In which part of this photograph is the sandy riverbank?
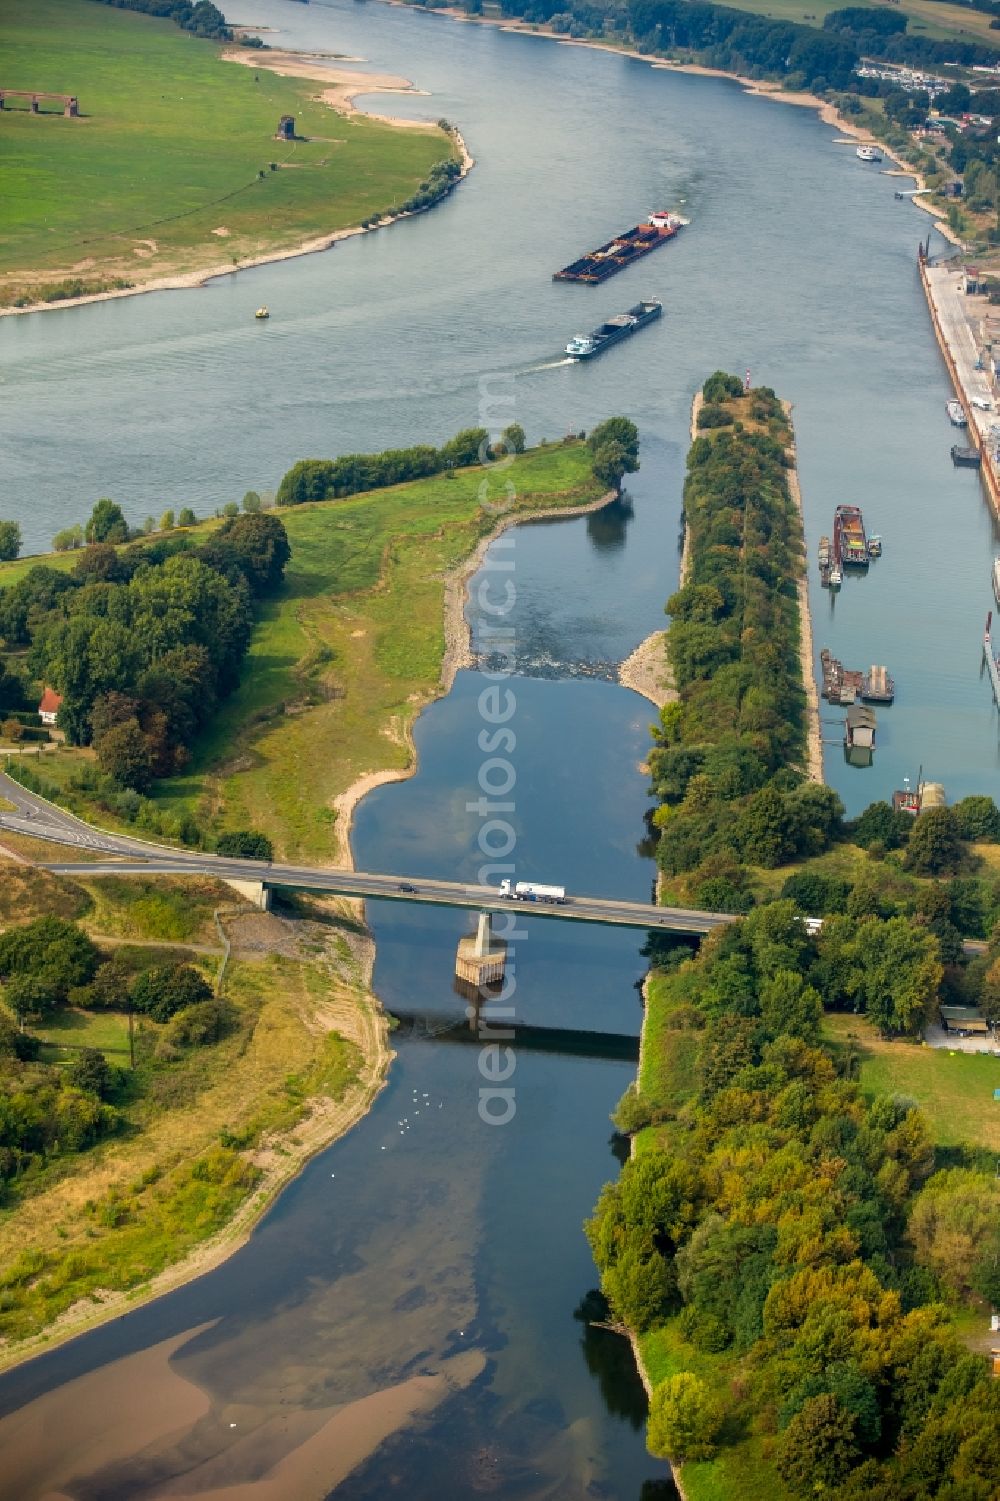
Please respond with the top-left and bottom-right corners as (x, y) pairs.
(783, 404), (825, 783)
(0, 45), (473, 319)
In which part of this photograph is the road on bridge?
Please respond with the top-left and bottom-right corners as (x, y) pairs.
(0, 772), (731, 937)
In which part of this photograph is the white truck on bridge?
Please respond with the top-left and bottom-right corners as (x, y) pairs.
(498, 879), (566, 904)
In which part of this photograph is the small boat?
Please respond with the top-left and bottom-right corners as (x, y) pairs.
(867, 534), (882, 558)
(818, 535), (831, 568)
(992, 558), (1000, 607)
(946, 399), (967, 427)
(856, 144), (882, 162)
(254, 306), (270, 320)
(952, 444), (981, 467)
(829, 565), (842, 590)
(861, 665), (895, 703)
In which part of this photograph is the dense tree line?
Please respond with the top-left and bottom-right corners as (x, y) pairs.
(0, 511), (290, 791)
(276, 422), (624, 505)
(590, 903), (1000, 1495)
(277, 423), (538, 505)
(482, 0), (1000, 86)
(88, 0), (233, 40)
(647, 376), (836, 911)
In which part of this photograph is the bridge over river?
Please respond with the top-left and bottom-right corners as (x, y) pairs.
(0, 772), (730, 939)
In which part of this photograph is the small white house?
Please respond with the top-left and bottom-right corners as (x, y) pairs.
(38, 688), (63, 726)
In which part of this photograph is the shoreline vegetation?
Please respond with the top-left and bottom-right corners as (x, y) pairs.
(0, 0), (469, 316)
(0, 436), (615, 1370)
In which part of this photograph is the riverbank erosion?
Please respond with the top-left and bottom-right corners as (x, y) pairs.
(0, 0), (466, 314)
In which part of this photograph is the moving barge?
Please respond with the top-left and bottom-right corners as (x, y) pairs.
(834, 504), (869, 569)
(565, 300), (662, 359)
(554, 212), (688, 284)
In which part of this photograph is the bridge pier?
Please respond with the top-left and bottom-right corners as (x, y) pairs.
(455, 911), (506, 988)
(224, 878), (272, 912)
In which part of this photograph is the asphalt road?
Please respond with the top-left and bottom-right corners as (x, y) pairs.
(0, 772), (731, 936)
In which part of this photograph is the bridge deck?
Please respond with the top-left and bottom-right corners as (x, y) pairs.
(0, 773), (731, 937)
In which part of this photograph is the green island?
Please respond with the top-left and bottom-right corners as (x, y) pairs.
(587, 377), (1000, 1500)
(0, 427), (618, 1363)
(1, 0), (460, 308)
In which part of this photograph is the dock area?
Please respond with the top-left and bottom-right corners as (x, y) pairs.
(920, 258), (1000, 518)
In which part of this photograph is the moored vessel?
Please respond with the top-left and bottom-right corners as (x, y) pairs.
(952, 444), (980, 467)
(861, 665), (894, 703)
(554, 213), (688, 284)
(946, 399), (967, 427)
(992, 558), (1000, 607)
(856, 143), (882, 162)
(565, 300), (662, 359)
(834, 504), (869, 568)
(867, 533), (882, 558)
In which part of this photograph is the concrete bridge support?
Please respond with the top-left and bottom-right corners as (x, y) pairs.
(224, 878), (272, 912)
(455, 910), (507, 988)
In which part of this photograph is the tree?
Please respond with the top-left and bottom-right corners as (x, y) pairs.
(216, 829), (273, 860)
(69, 1048), (114, 1099)
(0, 917), (99, 1003)
(851, 800), (912, 851)
(591, 440), (633, 492)
(0, 520), (21, 562)
(602, 1242), (675, 1332)
(94, 718), (154, 791)
(131, 964), (212, 1023)
(953, 794), (1000, 842)
(201, 513), (290, 597)
(853, 916), (942, 1036)
(222, 501), (239, 519)
(702, 370), (744, 402)
(52, 524), (84, 552)
(776, 1394), (860, 1494)
(588, 416), (639, 469)
(759, 969), (822, 1041)
(159, 509), (176, 531)
(499, 422), (525, 455)
(178, 507), (197, 527)
(909, 1168), (1000, 1297)
(647, 1373), (723, 1462)
(4, 973), (61, 1020)
(242, 490), (262, 512)
(439, 427), (489, 468)
(905, 806), (964, 876)
(85, 498), (128, 545)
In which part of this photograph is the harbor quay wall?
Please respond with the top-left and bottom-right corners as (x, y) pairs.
(918, 256), (1000, 522)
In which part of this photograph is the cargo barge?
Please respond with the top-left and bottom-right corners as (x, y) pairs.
(565, 300), (662, 359)
(554, 212), (688, 284)
(834, 504), (869, 569)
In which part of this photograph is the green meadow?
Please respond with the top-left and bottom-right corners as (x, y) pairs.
(0, 0), (455, 296)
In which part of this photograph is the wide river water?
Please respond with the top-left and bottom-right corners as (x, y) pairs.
(1, 0), (1000, 1494)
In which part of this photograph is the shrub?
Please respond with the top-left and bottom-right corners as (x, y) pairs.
(216, 830), (274, 861)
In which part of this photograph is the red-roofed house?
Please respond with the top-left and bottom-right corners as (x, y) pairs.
(38, 688), (63, 726)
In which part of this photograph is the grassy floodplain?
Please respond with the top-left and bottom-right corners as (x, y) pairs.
(0, 0), (457, 303)
(0, 442), (603, 861)
(693, 0), (1000, 45)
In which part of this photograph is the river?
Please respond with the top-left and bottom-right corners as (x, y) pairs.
(0, 0), (998, 1493)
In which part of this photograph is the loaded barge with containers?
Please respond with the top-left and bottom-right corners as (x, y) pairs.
(834, 504), (869, 569)
(565, 300), (662, 359)
(554, 212), (688, 284)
